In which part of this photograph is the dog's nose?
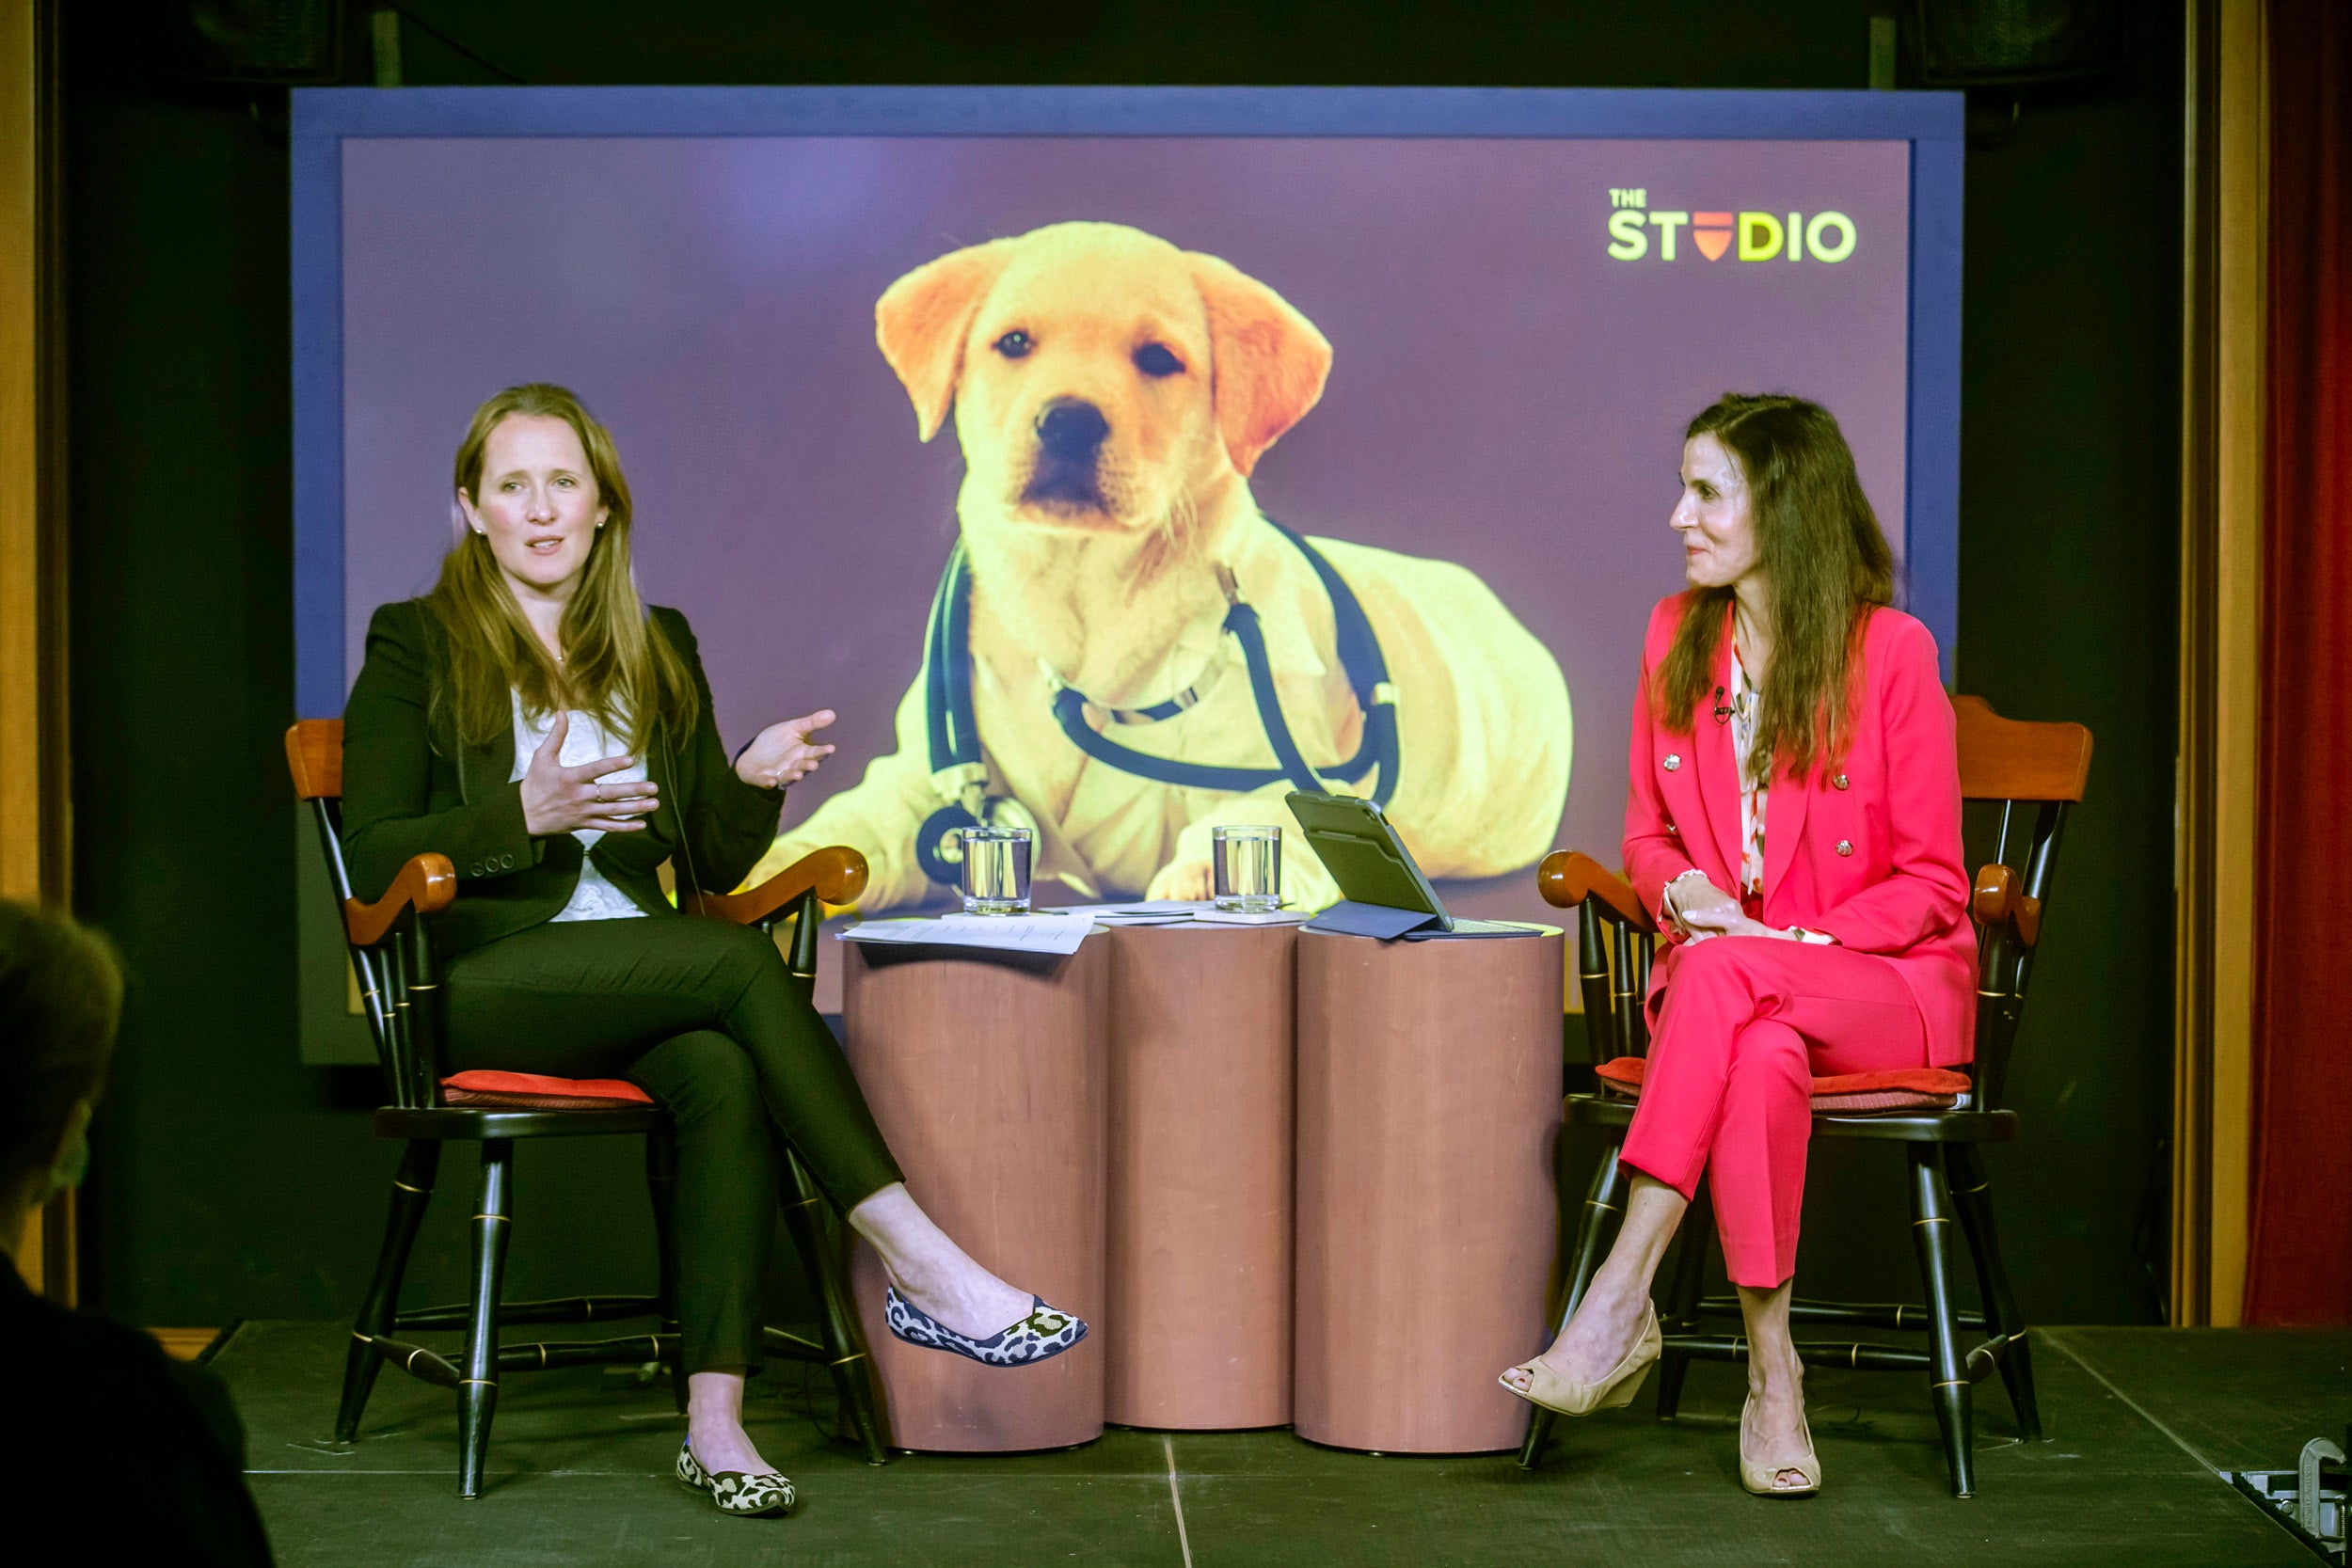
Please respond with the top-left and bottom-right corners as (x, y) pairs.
(1035, 399), (1109, 462)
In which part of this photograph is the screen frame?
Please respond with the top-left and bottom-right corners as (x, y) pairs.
(289, 85), (1965, 717)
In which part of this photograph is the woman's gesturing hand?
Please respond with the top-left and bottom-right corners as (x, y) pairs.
(736, 709), (837, 790)
(519, 711), (660, 835)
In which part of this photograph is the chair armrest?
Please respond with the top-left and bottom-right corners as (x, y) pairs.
(1535, 851), (1653, 930)
(345, 853), (456, 947)
(680, 847), (870, 927)
(1971, 863), (2042, 948)
(285, 720), (343, 800)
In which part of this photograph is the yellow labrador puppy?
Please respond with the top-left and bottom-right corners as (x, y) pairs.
(751, 221), (1570, 911)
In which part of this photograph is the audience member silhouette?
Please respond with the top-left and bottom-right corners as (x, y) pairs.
(0, 898), (275, 1563)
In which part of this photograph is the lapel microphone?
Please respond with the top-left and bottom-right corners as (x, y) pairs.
(1712, 684), (1733, 724)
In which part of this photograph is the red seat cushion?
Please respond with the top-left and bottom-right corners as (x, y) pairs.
(1593, 1055), (1973, 1115)
(440, 1069), (656, 1112)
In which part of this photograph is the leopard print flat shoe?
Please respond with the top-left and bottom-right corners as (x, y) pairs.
(884, 1287), (1089, 1368)
(676, 1438), (796, 1517)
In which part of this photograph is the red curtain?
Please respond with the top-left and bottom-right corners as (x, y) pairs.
(2248, 0), (2352, 1325)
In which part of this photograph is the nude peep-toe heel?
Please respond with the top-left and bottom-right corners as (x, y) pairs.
(1739, 1391), (1822, 1497)
(1498, 1304), (1662, 1418)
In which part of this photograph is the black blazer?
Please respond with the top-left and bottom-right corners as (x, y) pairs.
(341, 598), (786, 957)
(1, 1255), (276, 1563)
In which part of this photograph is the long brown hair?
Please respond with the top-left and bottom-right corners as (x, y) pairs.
(1653, 393), (1896, 781)
(424, 384), (697, 752)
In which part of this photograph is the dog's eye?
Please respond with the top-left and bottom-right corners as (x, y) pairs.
(1133, 343), (1184, 379)
(993, 331), (1032, 359)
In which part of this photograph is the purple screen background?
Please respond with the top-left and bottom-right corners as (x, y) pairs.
(341, 135), (1911, 922)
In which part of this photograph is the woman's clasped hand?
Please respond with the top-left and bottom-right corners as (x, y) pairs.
(1664, 872), (1783, 943)
(516, 710), (660, 836)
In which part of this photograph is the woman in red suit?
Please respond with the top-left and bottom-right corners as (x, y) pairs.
(1500, 394), (1974, 1497)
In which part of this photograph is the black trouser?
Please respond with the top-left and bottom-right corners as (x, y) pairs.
(443, 914), (904, 1374)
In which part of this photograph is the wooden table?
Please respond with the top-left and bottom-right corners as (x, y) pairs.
(1104, 924), (1296, 1430)
(841, 937), (1110, 1452)
(839, 919), (1561, 1454)
(1292, 926), (1565, 1453)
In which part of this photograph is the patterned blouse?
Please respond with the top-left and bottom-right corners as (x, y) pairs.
(1727, 641), (1768, 916)
(1662, 638), (1834, 944)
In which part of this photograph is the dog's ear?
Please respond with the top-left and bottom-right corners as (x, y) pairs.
(1188, 251), (1333, 478)
(875, 239), (1017, 442)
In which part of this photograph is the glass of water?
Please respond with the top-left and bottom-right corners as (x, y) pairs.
(1212, 825), (1282, 912)
(958, 825), (1033, 914)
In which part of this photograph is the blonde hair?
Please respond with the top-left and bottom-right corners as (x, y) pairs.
(1653, 394), (1896, 782)
(425, 384), (697, 752)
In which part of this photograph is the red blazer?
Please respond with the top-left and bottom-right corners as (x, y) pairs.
(1622, 595), (1978, 1067)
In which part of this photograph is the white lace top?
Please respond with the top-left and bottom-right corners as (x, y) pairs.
(509, 690), (650, 925)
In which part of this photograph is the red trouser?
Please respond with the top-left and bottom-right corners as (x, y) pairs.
(1618, 936), (1930, 1288)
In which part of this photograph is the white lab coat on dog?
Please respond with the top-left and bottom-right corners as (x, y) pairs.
(770, 512), (1571, 912)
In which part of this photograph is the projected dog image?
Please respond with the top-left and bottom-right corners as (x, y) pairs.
(753, 220), (1571, 911)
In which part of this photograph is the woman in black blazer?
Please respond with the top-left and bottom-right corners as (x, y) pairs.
(342, 384), (1083, 1518)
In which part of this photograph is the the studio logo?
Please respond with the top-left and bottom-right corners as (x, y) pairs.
(1605, 189), (1856, 263)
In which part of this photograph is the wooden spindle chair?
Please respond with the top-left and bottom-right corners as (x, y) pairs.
(286, 718), (891, 1498)
(1518, 695), (2092, 1497)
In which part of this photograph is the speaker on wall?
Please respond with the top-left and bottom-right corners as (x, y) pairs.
(1910, 0), (2126, 87)
(151, 0), (344, 84)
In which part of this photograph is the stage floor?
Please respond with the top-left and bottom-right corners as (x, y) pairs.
(215, 1320), (2344, 1566)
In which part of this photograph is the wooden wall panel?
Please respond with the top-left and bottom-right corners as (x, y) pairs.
(2173, 0), (2265, 1328)
(0, 1), (40, 902)
(0, 0), (71, 1299)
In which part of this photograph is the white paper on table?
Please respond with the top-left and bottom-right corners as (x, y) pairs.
(1191, 909), (1310, 926)
(835, 911), (1096, 956)
(833, 919), (935, 944)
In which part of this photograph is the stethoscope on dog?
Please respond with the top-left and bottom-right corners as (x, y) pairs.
(914, 519), (1402, 887)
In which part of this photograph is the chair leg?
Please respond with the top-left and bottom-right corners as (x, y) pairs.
(338, 1140), (441, 1442)
(1519, 1138), (1630, 1470)
(1653, 1180), (1711, 1421)
(1909, 1146), (1976, 1498)
(457, 1140), (514, 1500)
(644, 1125), (690, 1417)
(778, 1148), (890, 1465)
(1949, 1145), (2041, 1440)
